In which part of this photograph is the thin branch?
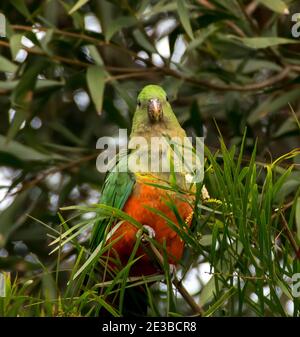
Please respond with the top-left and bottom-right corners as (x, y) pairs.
(10, 24), (148, 64)
(0, 40), (155, 73)
(162, 65), (293, 91)
(197, 0), (245, 37)
(246, 1), (258, 15)
(280, 212), (300, 260)
(12, 152), (98, 196)
(140, 233), (204, 316)
(0, 28), (298, 91)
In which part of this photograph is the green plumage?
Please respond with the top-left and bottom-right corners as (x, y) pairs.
(90, 154), (135, 250)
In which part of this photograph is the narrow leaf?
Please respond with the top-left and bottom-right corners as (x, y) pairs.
(86, 65), (105, 115)
(232, 36), (298, 49)
(177, 0), (194, 40)
(9, 34), (23, 60)
(0, 55), (18, 73)
(258, 0), (289, 15)
(10, 0), (31, 19)
(68, 0), (90, 15)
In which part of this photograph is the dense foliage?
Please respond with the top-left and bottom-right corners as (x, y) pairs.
(0, 0), (300, 316)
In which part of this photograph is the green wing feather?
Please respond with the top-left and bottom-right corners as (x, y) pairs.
(90, 154), (135, 250)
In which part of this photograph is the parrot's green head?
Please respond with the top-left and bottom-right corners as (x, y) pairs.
(131, 84), (183, 138)
(136, 84), (168, 123)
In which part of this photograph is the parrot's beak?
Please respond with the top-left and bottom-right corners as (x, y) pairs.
(147, 98), (163, 122)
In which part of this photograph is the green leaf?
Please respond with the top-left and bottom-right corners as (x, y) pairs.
(199, 277), (218, 307)
(187, 25), (218, 51)
(10, 0), (31, 19)
(258, 0), (289, 15)
(274, 117), (299, 138)
(296, 197), (300, 241)
(232, 36), (298, 49)
(133, 29), (156, 53)
(248, 88), (300, 124)
(0, 79), (63, 91)
(7, 60), (48, 141)
(0, 56), (18, 73)
(203, 287), (236, 317)
(39, 29), (54, 54)
(85, 45), (104, 66)
(213, 0), (244, 17)
(9, 34), (23, 60)
(177, 0), (194, 40)
(105, 16), (137, 41)
(0, 190), (37, 247)
(199, 234), (213, 246)
(86, 65), (105, 115)
(0, 134), (59, 161)
(6, 109), (28, 143)
(68, 0), (90, 15)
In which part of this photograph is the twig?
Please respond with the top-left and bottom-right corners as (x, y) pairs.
(207, 271), (268, 281)
(10, 24), (149, 65)
(12, 152), (98, 196)
(162, 65), (292, 91)
(0, 28), (298, 91)
(246, 1), (258, 15)
(280, 212), (300, 260)
(140, 233), (204, 316)
(197, 0), (245, 37)
(271, 200), (294, 220)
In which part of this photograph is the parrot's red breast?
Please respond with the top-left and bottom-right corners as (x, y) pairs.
(106, 180), (193, 276)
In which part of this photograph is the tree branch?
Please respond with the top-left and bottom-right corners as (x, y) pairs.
(140, 233), (204, 316)
(280, 212), (300, 260)
(0, 26), (299, 92)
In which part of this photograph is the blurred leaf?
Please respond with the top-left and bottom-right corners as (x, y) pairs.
(133, 29), (156, 53)
(0, 79), (63, 91)
(258, 0), (289, 14)
(177, 0), (194, 40)
(187, 25), (218, 51)
(0, 134), (60, 161)
(9, 34), (23, 60)
(0, 56), (18, 73)
(42, 271), (57, 302)
(204, 287), (236, 316)
(49, 122), (84, 146)
(199, 234), (212, 246)
(214, 0), (244, 17)
(199, 276), (217, 306)
(296, 197), (300, 241)
(68, 0), (90, 15)
(39, 29), (54, 54)
(111, 81), (136, 112)
(274, 117), (299, 138)
(231, 36), (299, 49)
(0, 190), (34, 247)
(6, 109), (28, 144)
(85, 45), (104, 66)
(86, 65), (105, 115)
(12, 60), (48, 106)
(248, 88), (300, 124)
(10, 0), (31, 19)
(105, 16), (137, 41)
(7, 59), (48, 141)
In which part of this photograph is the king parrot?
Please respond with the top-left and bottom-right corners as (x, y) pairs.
(91, 85), (200, 313)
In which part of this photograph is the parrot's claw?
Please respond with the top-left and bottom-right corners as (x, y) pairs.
(142, 225), (156, 239)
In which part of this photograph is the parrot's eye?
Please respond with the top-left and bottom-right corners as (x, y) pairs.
(137, 100), (141, 107)
(166, 96), (169, 102)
